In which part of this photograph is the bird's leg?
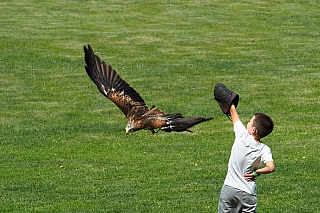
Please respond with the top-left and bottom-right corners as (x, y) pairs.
(185, 128), (193, 133)
(150, 129), (156, 134)
(153, 129), (161, 134)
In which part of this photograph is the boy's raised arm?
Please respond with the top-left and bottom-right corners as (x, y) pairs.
(230, 104), (240, 125)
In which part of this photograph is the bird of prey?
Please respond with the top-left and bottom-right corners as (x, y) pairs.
(84, 45), (212, 134)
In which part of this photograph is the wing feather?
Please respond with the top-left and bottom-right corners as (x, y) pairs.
(84, 45), (148, 118)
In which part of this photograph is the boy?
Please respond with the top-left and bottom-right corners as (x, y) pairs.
(218, 104), (275, 213)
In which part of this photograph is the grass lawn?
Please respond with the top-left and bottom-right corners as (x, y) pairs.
(1, 0), (319, 212)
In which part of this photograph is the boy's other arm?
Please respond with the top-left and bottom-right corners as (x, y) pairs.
(230, 104), (240, 125)
(244, 161), (275, 182)
(257, 161), (275, 174)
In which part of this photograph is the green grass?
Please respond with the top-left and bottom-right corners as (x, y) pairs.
(1, 0), (319, 212)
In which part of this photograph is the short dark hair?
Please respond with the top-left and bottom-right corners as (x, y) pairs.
(253, 113), (274, 139)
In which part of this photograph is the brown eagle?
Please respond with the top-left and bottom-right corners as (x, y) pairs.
(84, 45), (212, 134)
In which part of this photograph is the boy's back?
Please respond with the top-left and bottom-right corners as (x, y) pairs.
(224, 120), (273, 195)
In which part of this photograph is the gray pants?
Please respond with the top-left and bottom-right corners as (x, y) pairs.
(218, 185), (257, 213)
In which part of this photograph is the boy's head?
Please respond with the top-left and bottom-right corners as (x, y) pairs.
(247, 113), (274, 139)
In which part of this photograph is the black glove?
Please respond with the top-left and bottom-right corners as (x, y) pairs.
(214, 83), (239, 117)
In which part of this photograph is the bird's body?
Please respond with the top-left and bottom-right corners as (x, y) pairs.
(84, 45), (212, 134)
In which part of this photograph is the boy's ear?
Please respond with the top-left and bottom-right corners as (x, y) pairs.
(252, 127), (257, 134)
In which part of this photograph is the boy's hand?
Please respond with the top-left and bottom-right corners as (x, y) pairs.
(244, 173), (256, 182)
(230, 104), (240, 125)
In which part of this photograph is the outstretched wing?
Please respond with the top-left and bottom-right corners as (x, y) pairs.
(84, 45), (148, 118)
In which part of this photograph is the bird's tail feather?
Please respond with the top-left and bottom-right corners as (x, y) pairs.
(161, 114), (212, 133)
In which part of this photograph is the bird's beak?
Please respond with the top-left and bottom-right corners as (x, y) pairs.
(126, 130), (129, 135)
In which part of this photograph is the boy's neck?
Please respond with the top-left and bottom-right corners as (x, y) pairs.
(254, 136), (261, 143)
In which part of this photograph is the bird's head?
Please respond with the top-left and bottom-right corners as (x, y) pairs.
(125, 122), (138, 135)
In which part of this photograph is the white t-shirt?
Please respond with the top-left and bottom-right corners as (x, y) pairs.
(223, 120), (273, 195)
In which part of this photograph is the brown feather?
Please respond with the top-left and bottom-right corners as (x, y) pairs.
(84, 45), (148, 118)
